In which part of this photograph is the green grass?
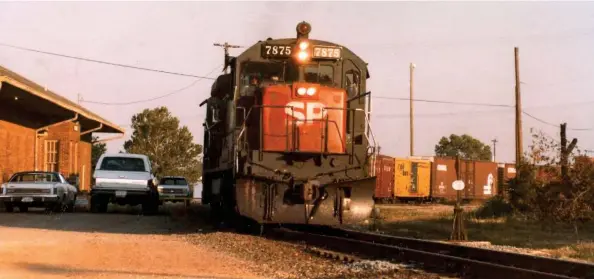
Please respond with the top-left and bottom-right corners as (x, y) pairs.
(371, 204), (594, 262)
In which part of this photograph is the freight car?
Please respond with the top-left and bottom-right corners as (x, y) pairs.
(372, 155), (511, 204)
(201, 22), (378, 228)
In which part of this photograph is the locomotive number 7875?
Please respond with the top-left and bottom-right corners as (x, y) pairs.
(265, 45), (292, 56)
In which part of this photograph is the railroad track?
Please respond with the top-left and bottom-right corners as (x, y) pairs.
(265, 226), (594, 279)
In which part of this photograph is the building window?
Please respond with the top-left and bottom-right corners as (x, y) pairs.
(44, 140), (59, 172)
(74, 142), (78, 174)
(69, 142), (73, 174)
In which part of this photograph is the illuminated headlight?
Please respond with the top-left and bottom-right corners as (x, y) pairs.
(306, 87), (316, 96)
(297, 87), (307, 96)
(299, 41), (309, 50)
(297, 51), (308, 61)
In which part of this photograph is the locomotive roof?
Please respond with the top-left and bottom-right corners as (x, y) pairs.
(235, 37), (370, 79)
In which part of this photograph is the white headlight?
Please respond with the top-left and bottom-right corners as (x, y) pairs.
(297, 51), (308, 61)
(306, 87), (316, 96)
(299, 41), (309, 50)
(297, 87), (306, 95)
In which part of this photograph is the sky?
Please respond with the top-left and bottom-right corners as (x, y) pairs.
(0, 1), (593, 163)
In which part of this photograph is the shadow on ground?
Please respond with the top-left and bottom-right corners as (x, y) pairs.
(0, 201), (217, 235)
(16, 262), (249, 279)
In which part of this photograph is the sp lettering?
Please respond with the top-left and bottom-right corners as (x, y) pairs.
(285, 101), (327, 125)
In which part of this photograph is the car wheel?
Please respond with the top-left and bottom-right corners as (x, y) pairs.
(52, 196), (67, 213)
(4, 203), (14, 213)
(68, 195), (77, 213)
(19, 205), (28, 213)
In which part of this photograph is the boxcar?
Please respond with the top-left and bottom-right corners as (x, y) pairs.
(394, 157), (432, 201)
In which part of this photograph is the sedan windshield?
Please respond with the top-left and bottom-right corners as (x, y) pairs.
(9, 173), (59, 183)
(160, 177), (188, 186)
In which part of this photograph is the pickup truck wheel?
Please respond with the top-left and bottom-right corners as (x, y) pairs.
(142, 193), (159, 216)
(90, 195), (108, 213)
(142, 201), (158, 215)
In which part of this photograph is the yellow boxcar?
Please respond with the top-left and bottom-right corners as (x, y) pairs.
(394, 158), (432, 199)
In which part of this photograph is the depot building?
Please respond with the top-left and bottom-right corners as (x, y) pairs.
(0, 65), (124, 191)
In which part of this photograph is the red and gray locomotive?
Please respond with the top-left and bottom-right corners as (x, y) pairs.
(201, 21), (377, 227)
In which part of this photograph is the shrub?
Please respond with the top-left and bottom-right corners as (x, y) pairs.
(474, 196), (512, 219)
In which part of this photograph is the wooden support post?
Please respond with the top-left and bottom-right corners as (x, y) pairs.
(450, 156), (468, 241)
(560, 123), (578, 185)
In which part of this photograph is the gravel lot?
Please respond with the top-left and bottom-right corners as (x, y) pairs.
(0, 201), (444, 279)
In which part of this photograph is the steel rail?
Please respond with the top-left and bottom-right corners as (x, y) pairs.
(267, 227), (594, 279)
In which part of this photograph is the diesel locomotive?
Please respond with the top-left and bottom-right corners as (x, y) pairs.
(200, 21), (378, 227)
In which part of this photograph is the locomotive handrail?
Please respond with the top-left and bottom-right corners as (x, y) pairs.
(235, 104), (296, 159)
(354, 107), (378, 176)
(234, 105), (376, 161)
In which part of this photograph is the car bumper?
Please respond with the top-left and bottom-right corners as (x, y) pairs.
(158, 194), (191, 201)
(90, 188), (150, 198)
(0, 195), (60, 205)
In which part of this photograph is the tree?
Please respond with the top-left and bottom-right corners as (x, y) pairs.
(91, 136), (107, 171)
(123, 107), (203, 184)
(434, 134), (492, 161)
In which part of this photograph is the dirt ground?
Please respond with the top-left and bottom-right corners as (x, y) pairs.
(0, 203), (263, 279)
(0, 201), (441, 279)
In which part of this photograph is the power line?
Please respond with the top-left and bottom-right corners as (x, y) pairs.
(372, 96), (513, 108)
(522, 111), (593, 131)
(81, 64), (223, 106)
(375, 107), (512, 118)
(0, 42), (217, 79)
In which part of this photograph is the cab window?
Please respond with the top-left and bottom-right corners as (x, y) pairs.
(345, 70), (360, 98)
(240, 61), (298, 86)
(304, 64), (334, 86)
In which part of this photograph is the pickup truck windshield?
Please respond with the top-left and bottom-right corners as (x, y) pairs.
(160, 178), (188, 185)
(9, 173), (59, 183)
(99, 157), (147, 172)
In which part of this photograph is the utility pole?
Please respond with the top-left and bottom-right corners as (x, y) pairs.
(77, 93), (82, 105)
(410, 62), (415, 157)
(492, 138), (498, 162)
(214, 42), (243, 74)
(514, 47), (523, 166)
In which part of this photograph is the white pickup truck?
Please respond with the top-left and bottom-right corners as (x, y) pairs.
(0, 171), (78, 213)
(90, 153), (159, 215)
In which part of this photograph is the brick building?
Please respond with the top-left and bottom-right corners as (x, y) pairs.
(0, 65), (124, 191)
